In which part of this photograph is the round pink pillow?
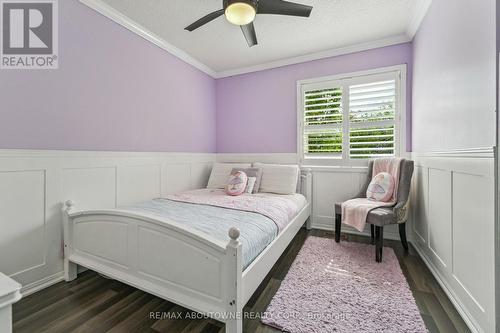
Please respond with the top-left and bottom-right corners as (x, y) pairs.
(226, 171), (248, 196)
(366, 172), (395, 202)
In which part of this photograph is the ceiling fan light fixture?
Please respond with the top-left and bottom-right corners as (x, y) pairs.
(225, 1), (256, 26)
(185, 0), (313, 47)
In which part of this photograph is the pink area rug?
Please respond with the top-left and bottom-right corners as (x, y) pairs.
(262, 237), (427, 333)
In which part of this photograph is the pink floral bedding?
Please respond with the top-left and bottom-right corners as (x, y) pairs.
(165, 189), (307, 232)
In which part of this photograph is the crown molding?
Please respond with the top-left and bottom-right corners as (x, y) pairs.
(80, 0), (429, 79)
(79, 0), (217, 77)
(406, 0), (432, 38)
(214, 35), (411, 78)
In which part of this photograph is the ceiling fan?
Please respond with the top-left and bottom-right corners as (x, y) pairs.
(185, 0), (313, 47)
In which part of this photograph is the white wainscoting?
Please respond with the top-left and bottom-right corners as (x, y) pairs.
(4, 148), (494, 333)
(0, 149), (215, 295)
(409, 149), (495, 333)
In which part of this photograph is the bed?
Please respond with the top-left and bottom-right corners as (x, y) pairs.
(62, 168), (311, 332)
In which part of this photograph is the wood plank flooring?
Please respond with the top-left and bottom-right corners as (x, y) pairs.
(13, 229), (470, 333)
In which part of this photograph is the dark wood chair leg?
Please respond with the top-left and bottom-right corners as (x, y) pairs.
(399, 223), (409, 251)
(375, 226), (384, 262)
(370, 224), (375, 245)
(335, 214), (341, 243)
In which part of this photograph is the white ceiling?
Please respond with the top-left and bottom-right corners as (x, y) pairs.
(90, 0), (429, 77)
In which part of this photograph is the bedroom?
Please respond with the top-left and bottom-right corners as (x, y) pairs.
(0, 0), (497, 332)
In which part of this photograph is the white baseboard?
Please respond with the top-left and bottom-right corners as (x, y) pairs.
(21, 272), (64, 297)
(412, 242), (481, 333)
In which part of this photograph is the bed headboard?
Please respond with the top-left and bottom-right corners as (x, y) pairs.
(299, 168), (312, 203)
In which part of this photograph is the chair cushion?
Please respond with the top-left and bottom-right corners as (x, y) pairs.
(366, 208), (397, 226)
(334, 203), (396, 226)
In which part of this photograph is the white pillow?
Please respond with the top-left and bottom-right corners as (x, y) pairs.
(253, 163), (299, 195)
(207, 163), (251, 189)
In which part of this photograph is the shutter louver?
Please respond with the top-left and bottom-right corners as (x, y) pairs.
(303, 87), (343, 157)
(349, 80), (396, 159)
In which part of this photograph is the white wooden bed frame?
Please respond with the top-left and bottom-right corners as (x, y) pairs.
(63, 170), (312, 333)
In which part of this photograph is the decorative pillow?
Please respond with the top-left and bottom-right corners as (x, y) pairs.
(253, 163), (299, 195)
(207, 163), (251, 189)
(231, 167), (263, 193)
(246, 177), (257, 193)
(366, 172), (395, 202)
(226, 171), (248, 196)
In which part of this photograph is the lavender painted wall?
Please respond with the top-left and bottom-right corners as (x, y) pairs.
(0, 1), (413, 154)
(0, 0), (216, 152)
(216, 43), (413, 153)
(412, 0), (495, 152)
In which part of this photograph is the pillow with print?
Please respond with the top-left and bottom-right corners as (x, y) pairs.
(366, 172), (395, 202)
(226, 171), (248, 196)
(231, 167), (263, 193)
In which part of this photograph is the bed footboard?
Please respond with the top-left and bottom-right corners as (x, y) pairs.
(62, 201), (243, 332)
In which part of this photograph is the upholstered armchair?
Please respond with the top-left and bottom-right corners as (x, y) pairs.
(334, 159), (414, 262)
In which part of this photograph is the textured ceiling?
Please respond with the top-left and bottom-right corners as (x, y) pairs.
(98, 0), (424, 73)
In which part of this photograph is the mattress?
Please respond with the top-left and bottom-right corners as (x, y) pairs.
(118, 189), (307, 269)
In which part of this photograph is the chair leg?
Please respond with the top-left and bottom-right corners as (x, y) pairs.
(335, 214), (341, 243)
(370, 224), (375, 245)
(375, 226), (384, 263)
(399, 223), (409, 251)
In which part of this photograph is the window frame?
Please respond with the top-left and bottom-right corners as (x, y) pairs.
(297, 65), (407, 166)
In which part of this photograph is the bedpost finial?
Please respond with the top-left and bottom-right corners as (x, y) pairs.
(65, 200), (74, 211)
(228, 227), (240, 241)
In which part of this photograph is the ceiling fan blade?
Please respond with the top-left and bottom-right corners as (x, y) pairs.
(185, 9), (225, 31)
(241, 22), (258, 47)
(258, 0), (312, 17)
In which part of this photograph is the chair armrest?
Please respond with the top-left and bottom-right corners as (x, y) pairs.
(394, 200), (409, 223)
(393, 160), (414, 223)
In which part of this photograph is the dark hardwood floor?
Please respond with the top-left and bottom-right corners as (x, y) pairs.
(13, 229), (470, 333)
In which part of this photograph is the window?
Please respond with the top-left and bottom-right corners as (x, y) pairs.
(298, 66), (405, 165)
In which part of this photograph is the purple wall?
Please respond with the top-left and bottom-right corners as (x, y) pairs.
(216, 43), (413, 153)
(412, 0), (495, 152)
(0, 0), (217, 152)
(0, 1), (414, 154)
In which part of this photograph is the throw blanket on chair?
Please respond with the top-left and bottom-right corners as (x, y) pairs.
(341, 158), (402, 232)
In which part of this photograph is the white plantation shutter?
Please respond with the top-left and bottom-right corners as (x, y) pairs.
(300, 69), (402, 163)
(303, 86), (343, 158)
(349, 79), (396, 158)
